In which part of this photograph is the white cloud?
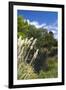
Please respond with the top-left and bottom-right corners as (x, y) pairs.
(43, 25), (57, 31)
(25, 19), (58, 39)
(26, 19), (46, 28)
(30, 21), (46, 28)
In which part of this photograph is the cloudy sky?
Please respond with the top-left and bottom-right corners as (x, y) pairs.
(17, 10), (58, 39)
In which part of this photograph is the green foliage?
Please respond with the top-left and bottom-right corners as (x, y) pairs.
(17, 15), (58, 80)
(17, 32), (26, 38)
(49, 47), (58, 57)
(17, 16), (29, 38)
(38, 57), (58, 78)
(18, 16), (24, 32)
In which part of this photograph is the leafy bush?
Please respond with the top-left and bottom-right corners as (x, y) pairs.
(38, 57), (58, 78)
(49, 47), (58, 57)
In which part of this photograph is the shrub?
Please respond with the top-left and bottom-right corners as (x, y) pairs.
(49, 47), (57, 57)
(38, 57), (58, 78)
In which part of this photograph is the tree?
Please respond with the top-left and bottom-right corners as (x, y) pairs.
(17, 16), (29, 38)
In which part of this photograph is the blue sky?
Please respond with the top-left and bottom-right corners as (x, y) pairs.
(17, 10), (58, 39)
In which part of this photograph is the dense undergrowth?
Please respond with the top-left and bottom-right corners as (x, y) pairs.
(17, 56), (58, 79)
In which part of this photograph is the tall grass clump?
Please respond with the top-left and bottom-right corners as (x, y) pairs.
(17, 61), (38, 79)
(17, 36), (39, 79)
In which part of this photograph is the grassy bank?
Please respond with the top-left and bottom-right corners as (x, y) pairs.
(17, 56), (58, 80)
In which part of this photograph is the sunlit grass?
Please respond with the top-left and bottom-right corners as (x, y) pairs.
(17, 61), (38, 80)
(17, 56), (58, 79)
